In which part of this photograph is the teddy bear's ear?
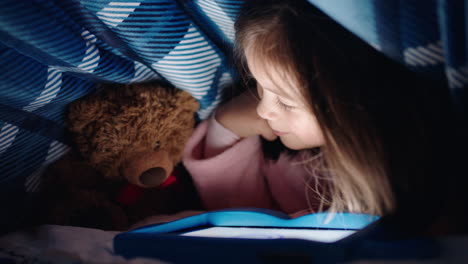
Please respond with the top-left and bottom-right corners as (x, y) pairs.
(67, 93), (107, 134)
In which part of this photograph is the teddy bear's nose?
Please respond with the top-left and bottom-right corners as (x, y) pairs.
(121, 150), (173, 188)
(139, 167), (167, 187)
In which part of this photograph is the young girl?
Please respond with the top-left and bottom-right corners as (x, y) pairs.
(182, 0), (459, 234)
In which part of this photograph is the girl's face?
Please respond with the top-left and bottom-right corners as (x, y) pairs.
(246, 55), (325, 150)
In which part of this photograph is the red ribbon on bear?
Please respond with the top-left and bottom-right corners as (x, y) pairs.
(116, 173), (178, 205)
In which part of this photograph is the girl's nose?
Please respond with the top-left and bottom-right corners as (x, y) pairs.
(256, 99), (277, 120)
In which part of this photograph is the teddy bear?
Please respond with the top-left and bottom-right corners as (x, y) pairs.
(69, 81), (199, 188)
(38, 81), (202, 230)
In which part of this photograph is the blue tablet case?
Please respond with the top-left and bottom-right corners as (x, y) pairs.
(114, 208), (438, 263)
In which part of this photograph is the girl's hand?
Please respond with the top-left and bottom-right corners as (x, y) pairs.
(215, 91), (278, 141)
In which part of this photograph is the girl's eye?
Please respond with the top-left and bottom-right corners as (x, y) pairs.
(275, 97), (294, 111)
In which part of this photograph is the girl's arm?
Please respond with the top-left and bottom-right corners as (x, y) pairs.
(182, 116), (277, 210)
(183, 91), (278, 210)
(215, 91), (277, 141)
(183, 117), (314, 214)
(183, 91), (313, 213)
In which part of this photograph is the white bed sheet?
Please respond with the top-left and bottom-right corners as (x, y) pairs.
(0, 224), (166, 264)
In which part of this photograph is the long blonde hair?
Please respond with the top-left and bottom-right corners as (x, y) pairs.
(234, 0), (409, 216)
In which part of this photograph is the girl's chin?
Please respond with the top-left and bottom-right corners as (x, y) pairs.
(279, 137), (302, 150)
(280, 137), (321, 150)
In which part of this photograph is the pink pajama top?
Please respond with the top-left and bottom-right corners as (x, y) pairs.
(182, 115), (322, 215)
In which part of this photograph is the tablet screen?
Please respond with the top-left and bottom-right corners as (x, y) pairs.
(181, 227), (356, 243)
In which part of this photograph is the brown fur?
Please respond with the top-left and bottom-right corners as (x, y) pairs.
(68, 82), (199, 181)
(38, 81), (201, 230)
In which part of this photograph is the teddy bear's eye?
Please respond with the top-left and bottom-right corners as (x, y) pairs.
(153, 140), (160, 150)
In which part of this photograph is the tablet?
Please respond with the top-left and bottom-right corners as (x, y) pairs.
(180, 226), (356, 243)
(128, 208), (379, 235)
(114, 208), (381, 263)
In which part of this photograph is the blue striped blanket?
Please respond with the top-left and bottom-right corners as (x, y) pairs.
(0, 0), (466, 230)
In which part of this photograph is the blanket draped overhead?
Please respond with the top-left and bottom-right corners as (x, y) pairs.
(0, 0), (466, 230)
